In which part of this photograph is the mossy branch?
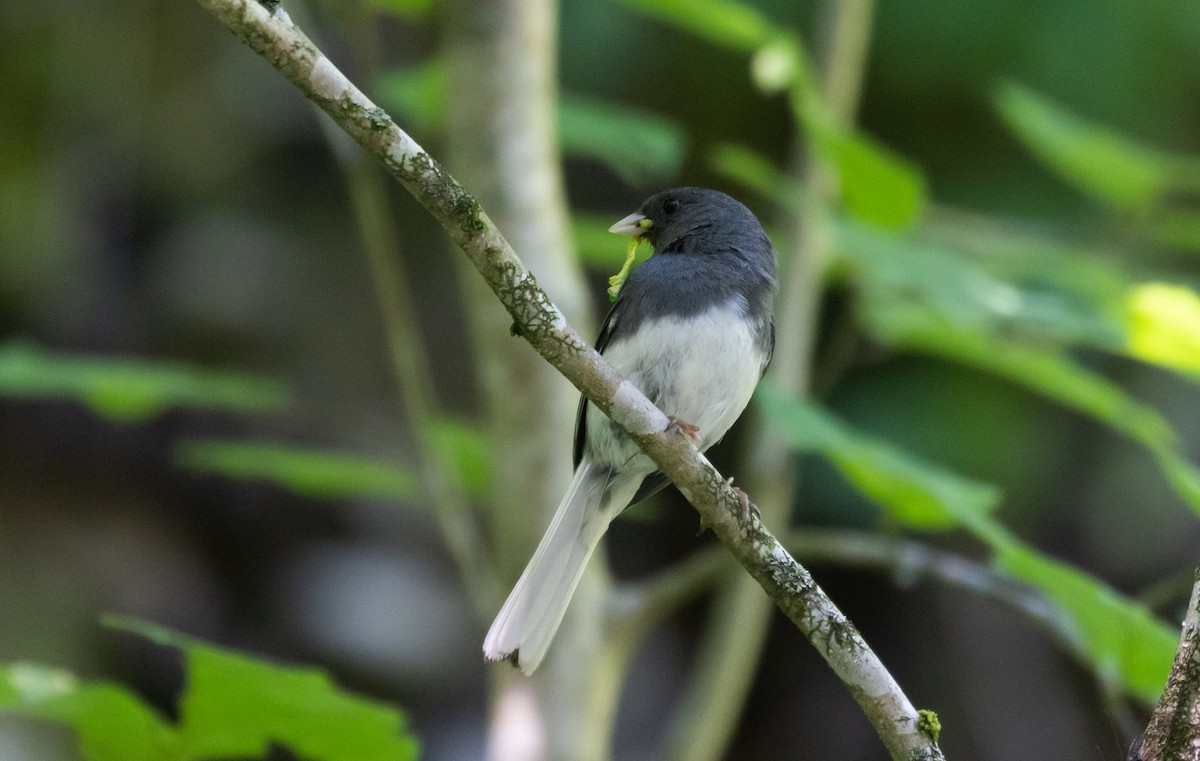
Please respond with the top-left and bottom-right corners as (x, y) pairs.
(191, 1), (945, 757)
(1129, 569), (1200, 761)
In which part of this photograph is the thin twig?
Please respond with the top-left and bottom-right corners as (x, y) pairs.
(614, 528), (1065, 651)
(1137, 566), (1200, 615)
(297, 7), (500, 615)
(324, 124), (501, 618)
(190, 3), (943, 757)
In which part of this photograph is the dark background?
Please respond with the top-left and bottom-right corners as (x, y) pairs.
(2, 1), (1199, 759)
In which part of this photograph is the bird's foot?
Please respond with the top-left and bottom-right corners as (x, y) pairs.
(696, 478), (758, 535)
(727, 477), (759, 522)
(666, 416), (701, 443)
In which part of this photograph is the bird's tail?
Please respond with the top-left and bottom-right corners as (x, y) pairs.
(483, 459), (616, 674)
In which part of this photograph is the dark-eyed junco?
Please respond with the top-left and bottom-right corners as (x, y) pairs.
(483, 187), (777, 674)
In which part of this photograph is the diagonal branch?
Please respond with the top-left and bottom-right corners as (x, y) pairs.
(190, 2), (945, 758)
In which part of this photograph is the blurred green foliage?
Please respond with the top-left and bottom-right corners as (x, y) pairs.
(1126, 283), (1200, 376)
(362, 0), (430, 20)
(994, 547), (1177, 703)
(817, 130), (926, 229)
(557, 96), (688, 187)
(0, 663), (174, 761)
(0, 618), (418, 761)
(0, 342), (287, 423)
(704, 71), (1200, 539)
(759, 384), (1001, 530)
(424, 418), (493, 499)
(995, 81), (1191, 212)
(377, 63), (687, 185)
(762, 383), (1177, 702)
(617, 0), (775, 52)
(175, 440), (417, 500)
(611, 0), (1200, 709)
(632, 0), (930, 230)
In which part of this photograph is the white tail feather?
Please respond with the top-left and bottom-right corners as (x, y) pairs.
(483, 459), (623, 674)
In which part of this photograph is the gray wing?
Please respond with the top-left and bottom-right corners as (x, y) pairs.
(571, 299), (669, 505)
(762, 319), (775, 377)
(572, 300), (619, 468)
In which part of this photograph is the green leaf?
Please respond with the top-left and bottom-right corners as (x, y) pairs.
(840, 222), (1126, 348)
(0, 341), (287, 423)
(174, 440), (416, 501)
(1125, 282), (1200, 377)
(943, 514), (1175, 705)
(179, 651), (414, 760)
(710, 134), (926, 233)
(377, 63), (687, 185)
(876, 319), (1200, 517)
(362, 0), (430, 20)
(994, 82), (1171, 210)
(994, 545), (1176, 703)
(615, 0), (774, 51)
(425, 417), (492, 499)
(758, 384), (1001, 529)
(1149, 208), (1200, 251)
(757, 383), (1177, 702)
(706, 142), (800, 204)
(758, 385), (1177, 702)
(882, 321), (1159, 439)
(559, 94), (687, 186)
(932, 224), (1132, 327)
(106, 616), (420, 761)
(0, 663), (179, 761)
(816, 130), (926, 229)
(375, 60), (445, 134)
(620, 0), (923, 228)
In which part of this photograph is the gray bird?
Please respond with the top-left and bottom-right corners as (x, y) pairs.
(483, 187), (778, 674)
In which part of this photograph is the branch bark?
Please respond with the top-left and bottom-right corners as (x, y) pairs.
(1129, 568), (1200, 761)
(190, 2), (945, 758)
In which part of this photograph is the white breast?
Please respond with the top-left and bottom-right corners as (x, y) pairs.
(586, 297), (766, 469)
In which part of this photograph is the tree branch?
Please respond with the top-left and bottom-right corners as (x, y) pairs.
(190, 2), (944, 757)
(614, 528), (1069, 659)
(1129, 568), (1200, 761)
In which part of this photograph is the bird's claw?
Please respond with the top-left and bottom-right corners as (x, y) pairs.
(696, 478), (757, 535)
(666, 416), (701, 443)
(727, 477), (759, 522)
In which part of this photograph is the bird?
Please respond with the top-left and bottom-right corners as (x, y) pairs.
(483, 187), (777, 674)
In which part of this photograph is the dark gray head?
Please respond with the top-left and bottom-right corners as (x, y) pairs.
(608, 187), (776, 322)
(610, 187), (773, 264)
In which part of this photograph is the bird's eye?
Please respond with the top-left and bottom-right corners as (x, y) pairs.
(663, 198), (680, 214)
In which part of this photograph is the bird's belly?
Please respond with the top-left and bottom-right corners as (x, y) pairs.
(586, 300), (766, 468)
